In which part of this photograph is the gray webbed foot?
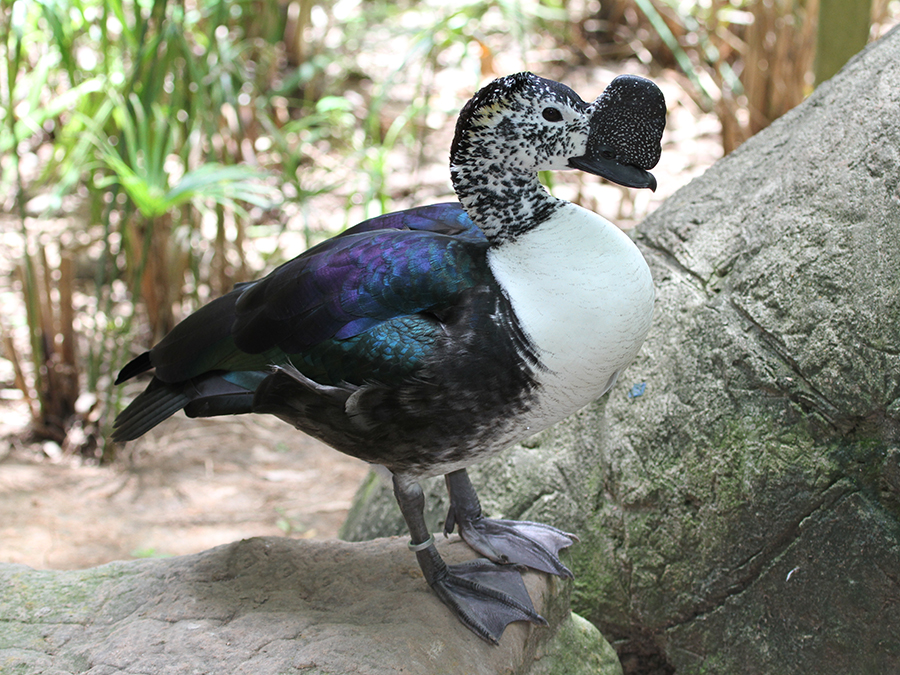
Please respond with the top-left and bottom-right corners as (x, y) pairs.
(419, 544), (547, 644)
(393, 473), (547, 644)
(444, 469), (577, 578)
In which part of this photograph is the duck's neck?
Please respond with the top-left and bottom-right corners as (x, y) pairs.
(451, 162), (565, 244)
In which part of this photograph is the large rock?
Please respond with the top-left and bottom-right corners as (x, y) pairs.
(0, 536), (622, 675)
(342, 26), (900, 675)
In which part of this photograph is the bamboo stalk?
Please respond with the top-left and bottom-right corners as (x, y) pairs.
(17, 258), (48, 421)
(37, 244), (56, 360)
(0, 322), (39, 420)
(58, 253), (80, 412)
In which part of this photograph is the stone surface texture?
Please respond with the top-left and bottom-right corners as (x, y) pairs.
(1, 535), (626, 674)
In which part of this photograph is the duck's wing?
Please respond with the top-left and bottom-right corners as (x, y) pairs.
(112, 203), (488, 440)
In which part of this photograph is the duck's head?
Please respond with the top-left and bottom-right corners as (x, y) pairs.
(450, 72), (666, 191)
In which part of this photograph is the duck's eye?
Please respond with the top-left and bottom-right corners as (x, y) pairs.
(542, 107), (563, 122)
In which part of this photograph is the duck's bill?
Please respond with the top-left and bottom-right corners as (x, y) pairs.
(568, 154), (657, 192)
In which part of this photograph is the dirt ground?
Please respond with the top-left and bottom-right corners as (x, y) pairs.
(0, 69), (722, 573)
(0, 406), (371, 569)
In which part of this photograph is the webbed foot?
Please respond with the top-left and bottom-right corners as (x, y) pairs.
(444, 469), (577, 577)
(420, 543), (547, 644)
(451, 516), (576, 577)
(393, 474), (547, 644)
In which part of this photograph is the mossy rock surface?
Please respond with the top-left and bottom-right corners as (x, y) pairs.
(342, 26), (900, 675)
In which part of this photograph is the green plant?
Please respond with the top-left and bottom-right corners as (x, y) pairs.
(1, 0), (288, 456)
(1, 0), (83, 443)
(629, 0), (818, 153)
(94, 93), (278, 339)
(588, 0), (896, 154)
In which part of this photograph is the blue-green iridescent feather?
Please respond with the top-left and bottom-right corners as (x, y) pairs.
(112, 203), (488, 440)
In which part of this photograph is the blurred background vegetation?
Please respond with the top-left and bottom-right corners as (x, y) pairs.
(1, 0), (898, 461)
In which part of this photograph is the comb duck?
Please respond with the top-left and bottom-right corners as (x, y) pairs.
(113, 71), (666, 643)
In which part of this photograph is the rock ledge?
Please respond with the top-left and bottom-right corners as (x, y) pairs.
(1, 535), (621, 675)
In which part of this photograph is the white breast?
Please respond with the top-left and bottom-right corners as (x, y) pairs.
(488, 202), (655, 430)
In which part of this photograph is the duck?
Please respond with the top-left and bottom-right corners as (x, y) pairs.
(112, 71), (666, 644)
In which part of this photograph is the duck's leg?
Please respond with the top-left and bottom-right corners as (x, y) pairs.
(392, 473), (547, 644)
(443, 469), (576, 578)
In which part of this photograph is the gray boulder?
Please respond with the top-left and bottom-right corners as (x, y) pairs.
(342, 25), (900, 675)
(0, 536), (621, 675)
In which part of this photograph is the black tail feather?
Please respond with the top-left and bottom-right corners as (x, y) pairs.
(115, 352), (153, 385)
(182, 375), (257, 418)
(112, 377), (190, 442)
(112, 372), (262, 442)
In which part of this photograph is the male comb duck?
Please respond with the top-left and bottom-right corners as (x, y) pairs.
(114, 72), (666, 643)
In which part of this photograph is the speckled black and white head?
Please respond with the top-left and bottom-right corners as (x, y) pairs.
(450, 72), (666, 242)
(450, 72), (593, 175)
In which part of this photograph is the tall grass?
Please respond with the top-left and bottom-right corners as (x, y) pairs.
(614, 0), (817, 153)
(2, 0), (288, 454)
